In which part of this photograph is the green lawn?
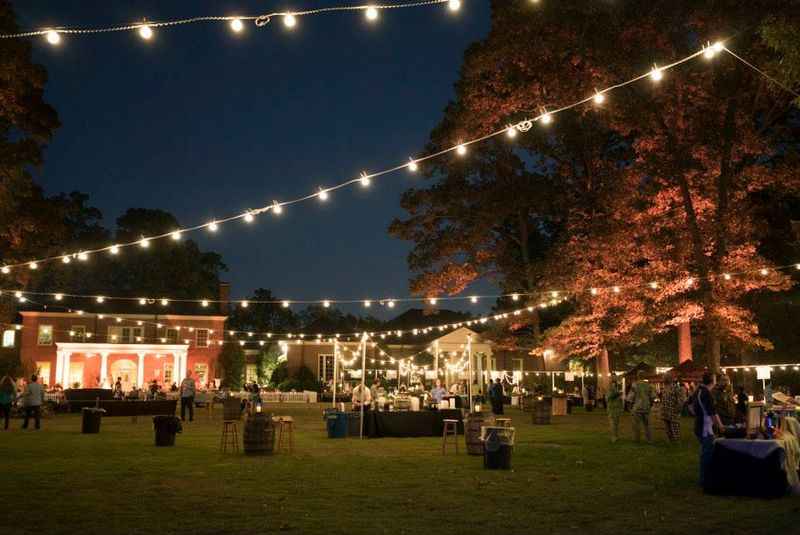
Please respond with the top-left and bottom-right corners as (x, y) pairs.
(0, 405), (796, 534)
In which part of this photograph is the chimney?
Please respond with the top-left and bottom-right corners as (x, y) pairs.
(218, 282), (231, 315)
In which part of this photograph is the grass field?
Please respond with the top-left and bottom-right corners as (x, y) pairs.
(0, 404), (796, 534)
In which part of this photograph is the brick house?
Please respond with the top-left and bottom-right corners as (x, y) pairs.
(18, 311), (226, 390)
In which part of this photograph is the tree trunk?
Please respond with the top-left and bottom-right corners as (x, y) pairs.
(596, 348), (610, 395)
(677, 322), (692, 364)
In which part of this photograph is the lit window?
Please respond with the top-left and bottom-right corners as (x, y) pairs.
(72, 325), (87, 343)
(2, 330), (14, 348)
(37, 325), (53, 346)
(194, 363), (208, 384)
(166, 328), (179, 344)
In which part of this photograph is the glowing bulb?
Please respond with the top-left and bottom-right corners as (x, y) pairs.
(365, 7), (379, 21)
(171, 231), (181, 241)
(96, 296), (105, 303)
(138, 25), (153, 40)
(387, 300), (396, 308)
(796, 264), (800, 270)
(29, 262), (37, 270)
(272, 201), (283, 215)
(649, 281), (659, 289)
(77, 251), (89, 261)
(540, 112), (552, 125)
(244, 212), (254, 223)
(408, 158), (418, 172)
(448, 0), (462, 11)
(593, 91), (605, 104)
(282, 300), (290, 308)
(760, 268), (769, 276)
(110, 245), (119, 255)
(429, 298), (437, 305)
(283, 14), (297, 28)
(360, 172), (371, 187)
(45, 30), (61, 45)
(1, 267), (8, 274)
(208, 221), (218, 232)
(612, 286), (621, 294)
(201, 299), (209, 307)
(323, 300), (331, 308)
(241, 300), (249, 308)
(506, 126), (517, 139)
(723, 273), (731, 280)
(14, 291), (21, 298)
(139, 298), (147, 305)
(318, 188), (329, 201)
(229, 18), (244, 33)
(54, 293), (63, 301)
(62, 256), (71, 264)
(139, 238), (150, 248)
(650, 66), (663, 81)
(116, 317), (122, 323)
(703, 46), (715, 60)
(470, 296), (478, 304)
(456, 144), (467, 156)
(17, 296), (27, 303)
(363, 300), (372, 308)
(511, 293), (519, 301)
(712, 41), (724, 53)
(160, 298), (168, 306)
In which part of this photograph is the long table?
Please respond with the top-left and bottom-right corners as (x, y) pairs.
(706, 439), (790, 497)
(362, 409), (464, 438)
(70, 400), (177, 417)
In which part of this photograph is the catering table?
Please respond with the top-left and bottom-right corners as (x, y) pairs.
(362, 409), (464, 438)
(83, 400), (178, 417)
(706, 439), (790, 497)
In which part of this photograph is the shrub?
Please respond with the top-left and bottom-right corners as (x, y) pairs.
(270, 361), (289, 386)
(218, 342), (245, 390)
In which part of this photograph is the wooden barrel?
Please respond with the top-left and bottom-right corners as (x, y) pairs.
(223, 398), (242, 421)
(465, 412), (494, 455)
(532, 397), (552, 425)
(243, 412), (275, 455)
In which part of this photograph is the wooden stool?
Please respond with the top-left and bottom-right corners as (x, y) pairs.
(220, 421), (239, 454)
(442, 419), (459, 455)
(273, 416), (294, 454)
(495, 417), (512, 428)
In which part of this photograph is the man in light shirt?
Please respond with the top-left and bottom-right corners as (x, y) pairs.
(352, 382), (372, 410)
(22, 374), (44, 430)
(431, 379), (448, 404)
(180, 371), (196, 422)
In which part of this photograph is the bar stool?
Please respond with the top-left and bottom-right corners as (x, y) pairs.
(495, 417), (512, 428)
(273, 416), (294, 454)
(220, 421), (239, 454)
(442, 419), (459, 455)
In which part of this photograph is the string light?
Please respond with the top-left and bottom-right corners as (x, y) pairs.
(428, 298), (437, 305)
(540, 111), (552, 125)
(241, 300), (249, 308)
(282, 300), (290, 308)
(229, 18), (244, 33)
(470, 296), (478, 304)
(201, 299), (209, 307)
(272, 201), (283, 215)
(318, 188), (329, 201)
(54, 293), (63, 301)
(244, 211), (255, 223)
(138, 25), (153, 40)
(723, 273), (732, 280)
(139, 238), (150, 249)
(283, 14), (297, 29)
(96, 296), (105, 304)
(365, 6), (379, 21)
(208, 221), (219, 232)
(45, 30), (60, 45)
(506, 126), (517, 139)
(61, 256), (70, 264)
(650, 65), (663, 81)
(160, 298), (169, 306)
(407, 158), (418, 172)
(593, 91), (605, 105)
(448, 0), (461, 11)
(456, 144), (467, 156)
(77, 251), (89, 261)
(323, 300), (331, 308)
(29, 262), (37, 270)
(110, 245), (120, 255)
(364, 300), (372, 308)
(171, 231), (181, 241)
(139, 298), (147, 305)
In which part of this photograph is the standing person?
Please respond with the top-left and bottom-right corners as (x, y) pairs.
(712, 375), (736, 426)
(605, 375), (624, 443)
(694, 372), (723, 488)
(735, 386), (748, 422)
(351, 382), (372, 410)
(661, 372), (686, 443)
(21, 375), (44, 430)
(113, 377), (123, 399)
(180, 371), (196, 422)
(627, 372), (655, 443)
(488, 378), (504, 415)
(430, 379), (448, 405)
(0, 374), (16, 430)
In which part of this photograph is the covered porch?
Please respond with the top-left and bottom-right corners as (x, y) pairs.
(55, 343), (189, 391)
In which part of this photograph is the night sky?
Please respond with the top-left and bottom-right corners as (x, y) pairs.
(14, 0), (493, 318)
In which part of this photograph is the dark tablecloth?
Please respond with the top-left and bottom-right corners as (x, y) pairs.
(362, 409), (464, 438)
(706, 439), (789, 497)
(93, 400), (177, 417)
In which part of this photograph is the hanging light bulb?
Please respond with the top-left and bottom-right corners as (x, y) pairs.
(365, 6), (379, 21)
(593, 91), (606, 105)
(760, 268), (769, 276)
(448, 0), (462, 11)
(323, 300), (331, 308)
(363, 300), (372, 308)
(170, 231), (181, 241)
(110, 245), (120, 255)
(723, 273), (732, 281)
(229, 18), (244, 33)
(160, 298), (168, 306)
(139, 298), (147, 305)
(511, 293), (520, 301)
(96, 296), (105, 304)
(139, 238), (150, 248)
(318, 188), (329, 201)
(387, 300), (396, 308)
(77, 251), (89, 261)
(54, 293), (63, 301)
(540, 112), (552, 125)
(62, 256), (71, 264)
(506, 126), (517, 139)
(428, 298), (437, 305)
(282, 300), (290, 308)
(244, 211), (255, 223)
(272, 201), (283, 215)
(360, 172), (371, 187)
(283, 14), (297, 28)
(241, 300), (249, 308)
(28, 262), (38, 270)
(45, 30), (61, 45)
(138, 25), (153, 40)
(456, 144), (467, 156)
(649, 281), (659, 289)
(407, 158), (418, 172)
(470, 296), (478, 304)
(650, 65), (663, 81)
(1, 267), (9, 274)
(208, 221), (218, 232)
(612, 286), (621, 294)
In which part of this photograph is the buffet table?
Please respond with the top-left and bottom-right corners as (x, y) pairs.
(362, 409), (464, 438)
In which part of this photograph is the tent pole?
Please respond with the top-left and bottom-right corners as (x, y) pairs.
(360, 334), (367, 440)
(467, 335), (473, 412)
(332, 339), (338, 408)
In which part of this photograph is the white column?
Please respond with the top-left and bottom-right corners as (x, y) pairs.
(100, 352), (109, 388)
(137, 352), (145, 388)
(55, 351), (64, 387)
(173, 353), (180, 384)
(62, 352), (71, 386)
(179, 351), (188, 381)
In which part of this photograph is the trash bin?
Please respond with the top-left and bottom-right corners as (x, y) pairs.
(481, 426), (515, 470)
(153, 415), (182, 446)
(81, 407), (105, 434)
(347, 412), (363, 437)
(326, 411), (348, 438)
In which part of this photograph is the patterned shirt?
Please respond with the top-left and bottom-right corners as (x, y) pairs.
(660, 383), (685, 421)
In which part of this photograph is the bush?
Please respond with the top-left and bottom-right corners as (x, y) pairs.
(295, 365), (322, 392)
(218, 342), (245, 390)
(273, 365), (322, 392)
(277, 379), (304, 392)
(270, 361), (289, 386)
